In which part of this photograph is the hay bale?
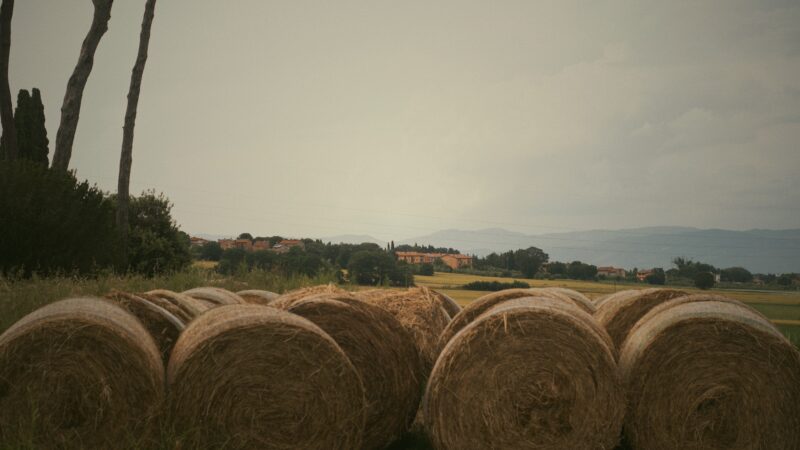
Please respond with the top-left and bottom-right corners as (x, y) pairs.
(236, 289), (279, 305)
(274, 283), (350, 305)
(146, 289), (211, 321)
(595, 288), (687, 349)
(541, 286), (592, 306)
(167, 304), (366, 449)
(355, 287), (451, 373)
(619, 301), (800, 450)
(105, 291), (185, 364)
(182, 286), (245, 306)
(0, 297), (164, 448)
(593, 289), (639, 307)
(425, 296), (624, 449)
(429, 290), (461, 319)
(277, 294), (424, 450)
(437, 288), (600, 354)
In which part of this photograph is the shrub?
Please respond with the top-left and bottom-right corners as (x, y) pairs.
(122, 191), (191, 276)
(0, 160), (118, 276)
(462, 280), (530, 291)
(694, 272), (715, 290)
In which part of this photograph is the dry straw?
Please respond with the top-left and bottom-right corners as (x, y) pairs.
(425, 296), (624, 449)
(0, 297), (165, 448)
(541, 287), (593, 307)
(619, 300), (800, 450)
(105, 291), (185, 364)
(167, 304), (366, 449)
(182, 286), (245, 306)
(273, 283), (350, 305)
(236, 289), (279, 305)
(437, 288), (599, 354)
(354, 287), (451, 373)
(594, 288), (687, 349)
(275, 293), (424, 450)
(146, 289), (211, 321)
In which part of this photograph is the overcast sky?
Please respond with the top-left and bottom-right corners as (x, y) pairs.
(8, 1), (800, 240)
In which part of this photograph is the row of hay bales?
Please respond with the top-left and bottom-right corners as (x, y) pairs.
(1, 284), (799, 449)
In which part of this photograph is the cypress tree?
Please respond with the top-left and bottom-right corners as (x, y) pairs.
(1, 88), (49, 165)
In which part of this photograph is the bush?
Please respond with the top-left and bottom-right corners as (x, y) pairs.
(645, 268), (666, 285)
(417, 263), (434, 276)
(694, 272), (716, 290)
(198, 241), (223, 261)
(462, 280), (530, 291)
(122, 191), (191, 276)
(0, 161), (119, 276)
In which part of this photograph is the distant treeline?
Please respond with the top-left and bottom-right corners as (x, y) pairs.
(462, 280), (530, 291)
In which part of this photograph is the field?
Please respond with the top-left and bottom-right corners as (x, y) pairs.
(413, 272), (800, 347)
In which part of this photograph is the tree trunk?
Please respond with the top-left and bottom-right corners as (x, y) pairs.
(51, 0), (113, 171)
(117, 0), (156, 265)
(0, 0), (17, 160)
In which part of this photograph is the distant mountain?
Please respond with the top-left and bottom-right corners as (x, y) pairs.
(402, 227), (800, 274)
(319, 234), (387, 246)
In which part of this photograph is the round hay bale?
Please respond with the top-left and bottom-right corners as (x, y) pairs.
(182, 287), (245, 306)
(167, 304), (366, 449)
(0, 297), (165, 448)
(280, 294), (424, 450)
(146, 289), (210, 321)
(105, 291), (185, 364)
(126, 290), (191, 323)
(355, 287), (451, 373)
(236, 289), (279, 305)
(429, 289), (462, 319)
(425, 296), (624, 449)
(619, 301), (800, 450)
(437, 288), (599, 354)
(540, 287), (596, 313)
(593, 289), (639, 307)
(595, 288), (687, 349)
(274, 283), (350, 305)
(633, 293), (770, 326)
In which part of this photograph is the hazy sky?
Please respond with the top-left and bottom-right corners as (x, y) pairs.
(8, 1), (800, 241)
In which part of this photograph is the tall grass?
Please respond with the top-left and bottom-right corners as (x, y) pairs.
(0, 267), (338, 333)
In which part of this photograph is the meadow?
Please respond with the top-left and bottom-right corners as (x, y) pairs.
(413, 272), (800, 347)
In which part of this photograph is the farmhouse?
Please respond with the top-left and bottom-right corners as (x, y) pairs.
(219, 239), (253, 251)
(636, 269), (654, 281)
(395, 251), (473, 270)
(189, 236), (210, 248)
(597, 266), (626, 278)
(270, 239), (305, 254)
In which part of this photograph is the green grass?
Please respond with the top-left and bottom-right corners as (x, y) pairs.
(0, 267), (337, 334)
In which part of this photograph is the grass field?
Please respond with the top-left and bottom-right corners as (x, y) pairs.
(414, 272), (800, 347)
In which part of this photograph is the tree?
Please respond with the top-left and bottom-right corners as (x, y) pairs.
(2, 88), (49, 165)
(514, 246), (548, 278)
(418, 263), (434, 276)
(117, 0), (157, 265)
(122, 190), (191, 275)
(694, 272), (715, 290)
(0, 160), (118, 276)
(237, 232), (253, 240)
(777, 274), (795, 287)
(0, 0), (17, 160)
(348, 250), (396, 286)
(720, 267), (752, 283)
(199, 241), (223, 261)
(645, 268), (666, 285)
(51, 0), (114, 170)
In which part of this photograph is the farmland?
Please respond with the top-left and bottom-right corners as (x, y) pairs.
(413, 272), (800, 346)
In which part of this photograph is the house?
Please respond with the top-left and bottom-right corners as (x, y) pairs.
(218, 239), (253, 251)
(270, 239), (305, 254)
(252, 240), (271, 251)
(395, 251), (473, 270)
(189, 236), (210, 248)
(597, 266), (626, 278)
(636, 269), (655, 282)
(440, 254), (473, 270)
(395, 252), (440, 264)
